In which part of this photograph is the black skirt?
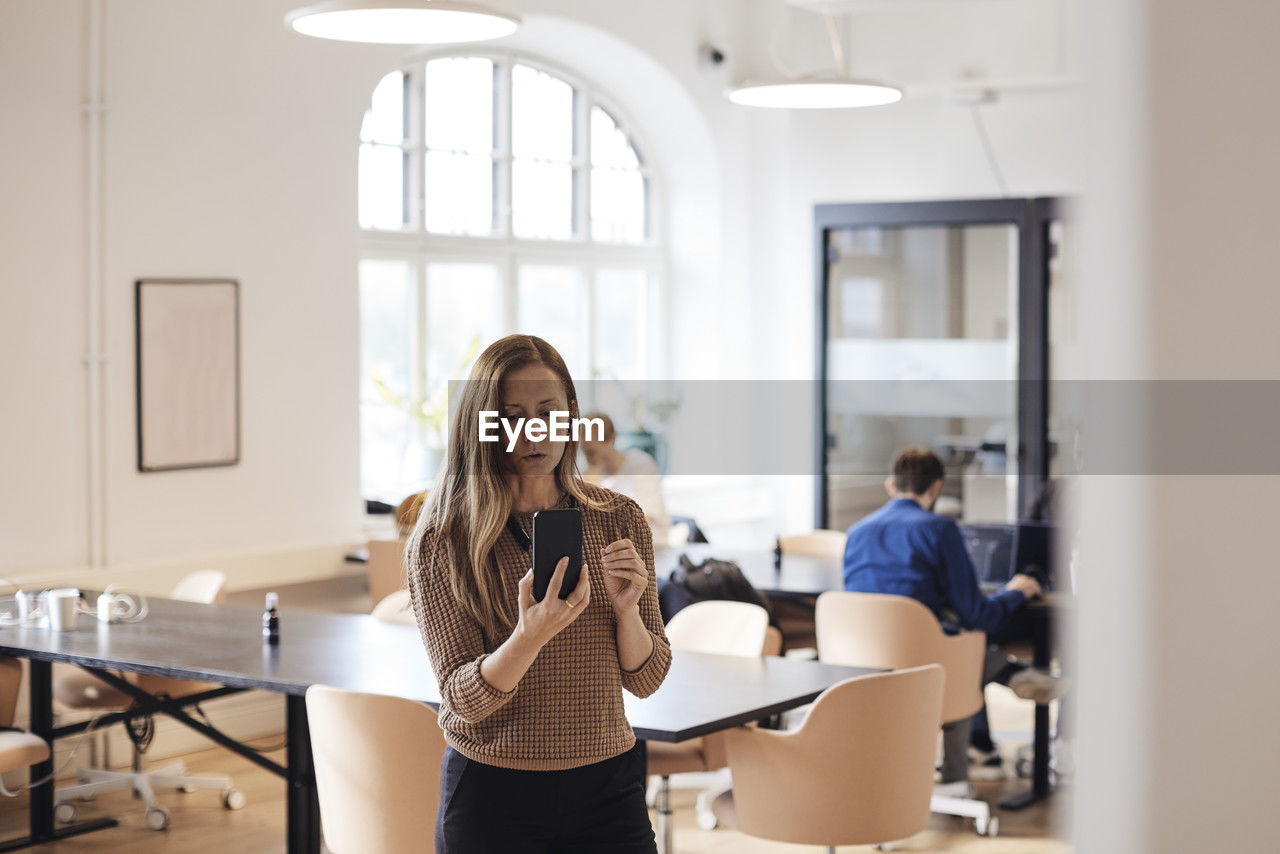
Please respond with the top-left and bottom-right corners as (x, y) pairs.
(434, 742), (657, 854)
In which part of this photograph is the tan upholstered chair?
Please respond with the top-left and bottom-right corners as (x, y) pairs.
(648, 601), (770, 845)
(371, 589), (415, 625)
(366, 537), (408, 608)
(762, 625), (783, 658)
(167, 569), (228, 605)
(772, 530), (847, 656)
(306, 685), (446, 854)
(662, 600), (770, 657)
(52, 571), (244, 830)
(0, 657), (52, 785)
(815, 591), (998, 837)
(724, 665), (945, 853)
(777, 529), (847, 559)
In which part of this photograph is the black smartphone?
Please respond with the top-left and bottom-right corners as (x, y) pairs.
(532, 508), (584, 602)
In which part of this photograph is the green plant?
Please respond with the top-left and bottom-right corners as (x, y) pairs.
(371, 336), (482, 446)
(596, 374), (681, 434)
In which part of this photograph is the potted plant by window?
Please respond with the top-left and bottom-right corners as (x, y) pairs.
(371, 336), (482, 483)
(615, 385), (682, 473)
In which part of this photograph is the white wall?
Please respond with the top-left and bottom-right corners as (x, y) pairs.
(1074, 1), (1280, 850)
(0, 1), (91, 574)
(1, 0), (404, 583)
(1, 0), (1079, 581)
(739, 0), (1079, 534)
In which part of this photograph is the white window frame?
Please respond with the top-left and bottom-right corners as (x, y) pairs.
(358, 50), (668, 499)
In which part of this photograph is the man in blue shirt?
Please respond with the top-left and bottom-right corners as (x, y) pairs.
(844, 446), (1062, 789)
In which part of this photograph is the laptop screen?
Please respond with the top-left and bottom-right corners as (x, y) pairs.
(961, 523), (1018, 585)
(960, 521), (1056, 588)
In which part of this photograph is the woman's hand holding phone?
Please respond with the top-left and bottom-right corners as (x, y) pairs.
(601, 538), (647, 617)
(516, 556), (591, 648)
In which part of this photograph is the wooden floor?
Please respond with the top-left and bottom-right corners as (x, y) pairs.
(0, 573), (1072, 852)
(0, 742), (1069, 853)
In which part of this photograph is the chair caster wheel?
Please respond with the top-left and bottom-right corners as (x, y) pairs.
(976, 815), (1000, 837)
(696, 810), (718, 831)
(146, 806), (170, 831)
(179, 784), (197, 793)
(54, 801), (76, 824)
(222, 787), (246, 810)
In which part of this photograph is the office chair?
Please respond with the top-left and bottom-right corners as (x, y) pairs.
(662, 600), (769, 656)
(306, 685), (446, 854)
(647, 600), (770, 849)
(815, 591), (998, 837)
(776, 529), (847, 559)
(366, 537), (409, 610)
(774, 529), (847, 657)
(724, 665), (944, 853)
(371, 589), (414, 624)
(667, 515), (708, 544)
(665, 521), (692, 547)
(51, 571), (244, 830)
(0, 657), (53, 789)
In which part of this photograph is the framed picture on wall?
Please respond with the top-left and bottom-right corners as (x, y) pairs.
(135, 278), (240, 472)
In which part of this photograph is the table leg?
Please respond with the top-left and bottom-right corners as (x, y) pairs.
(285, 695), (321, 854)
(0, 660), (116, 852)
(1000, 608), (1055, 810)
(27, 659), (54, 840)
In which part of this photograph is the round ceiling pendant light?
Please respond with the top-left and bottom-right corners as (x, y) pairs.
(285, 0), (519, 45)
(727, 77), (902, 109)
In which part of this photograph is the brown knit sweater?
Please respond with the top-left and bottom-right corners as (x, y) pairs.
(407, 482), (672, 771)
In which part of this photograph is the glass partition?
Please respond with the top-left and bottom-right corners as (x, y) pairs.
(824, 224), (1018, 530)
(816, 198), (1061, 531)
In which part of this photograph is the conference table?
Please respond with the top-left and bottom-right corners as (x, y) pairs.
(656, 544), (1070, 810)
(0, 593), (876, 853)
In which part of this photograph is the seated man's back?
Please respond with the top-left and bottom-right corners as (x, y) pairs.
(843, 447), (1056, 789)
(844, 497), (1024, 634)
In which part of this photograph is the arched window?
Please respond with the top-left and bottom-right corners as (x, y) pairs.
(357, 53), (663, 500)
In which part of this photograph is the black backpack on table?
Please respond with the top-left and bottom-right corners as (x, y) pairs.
(657, 553), (773, 624)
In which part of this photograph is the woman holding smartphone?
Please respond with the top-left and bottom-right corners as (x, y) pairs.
(407, 334), (671, 853)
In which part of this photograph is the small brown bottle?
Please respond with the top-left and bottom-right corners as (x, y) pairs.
(263, 592), (280, 645)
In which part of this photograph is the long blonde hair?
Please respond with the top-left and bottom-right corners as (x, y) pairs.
(407, 335), (599, 638)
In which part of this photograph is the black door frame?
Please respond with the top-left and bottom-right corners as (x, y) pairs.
(814, 197), (1063, 528)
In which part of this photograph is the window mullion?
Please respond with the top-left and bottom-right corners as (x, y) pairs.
(416, 254), (429, 454)
(585, 262), (597, 403)
(406, 68), (424, 232)
(495, 58), (513, 238)
(505, 249), (519, 334)
(574, 90), (591, 242)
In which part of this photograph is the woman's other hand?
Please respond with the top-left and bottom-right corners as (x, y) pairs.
(516, 557), (591, 648)
(601, 538), (647, 616)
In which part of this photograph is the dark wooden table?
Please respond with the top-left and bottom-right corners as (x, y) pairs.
(656, 545), (1071, 809)
(0, 594), (874, 853)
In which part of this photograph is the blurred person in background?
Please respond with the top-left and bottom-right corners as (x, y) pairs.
(843, 445), (1067, 793)
(580, 411), (671, 545)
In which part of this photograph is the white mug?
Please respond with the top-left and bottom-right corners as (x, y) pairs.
(46, 589), (79, 631)
(97, 591), (145, 623)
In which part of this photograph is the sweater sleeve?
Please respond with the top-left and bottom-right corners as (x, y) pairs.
(936, 521), (1026, 634)
(618, 501), (672, 698)
(406, 533), (518, 723)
